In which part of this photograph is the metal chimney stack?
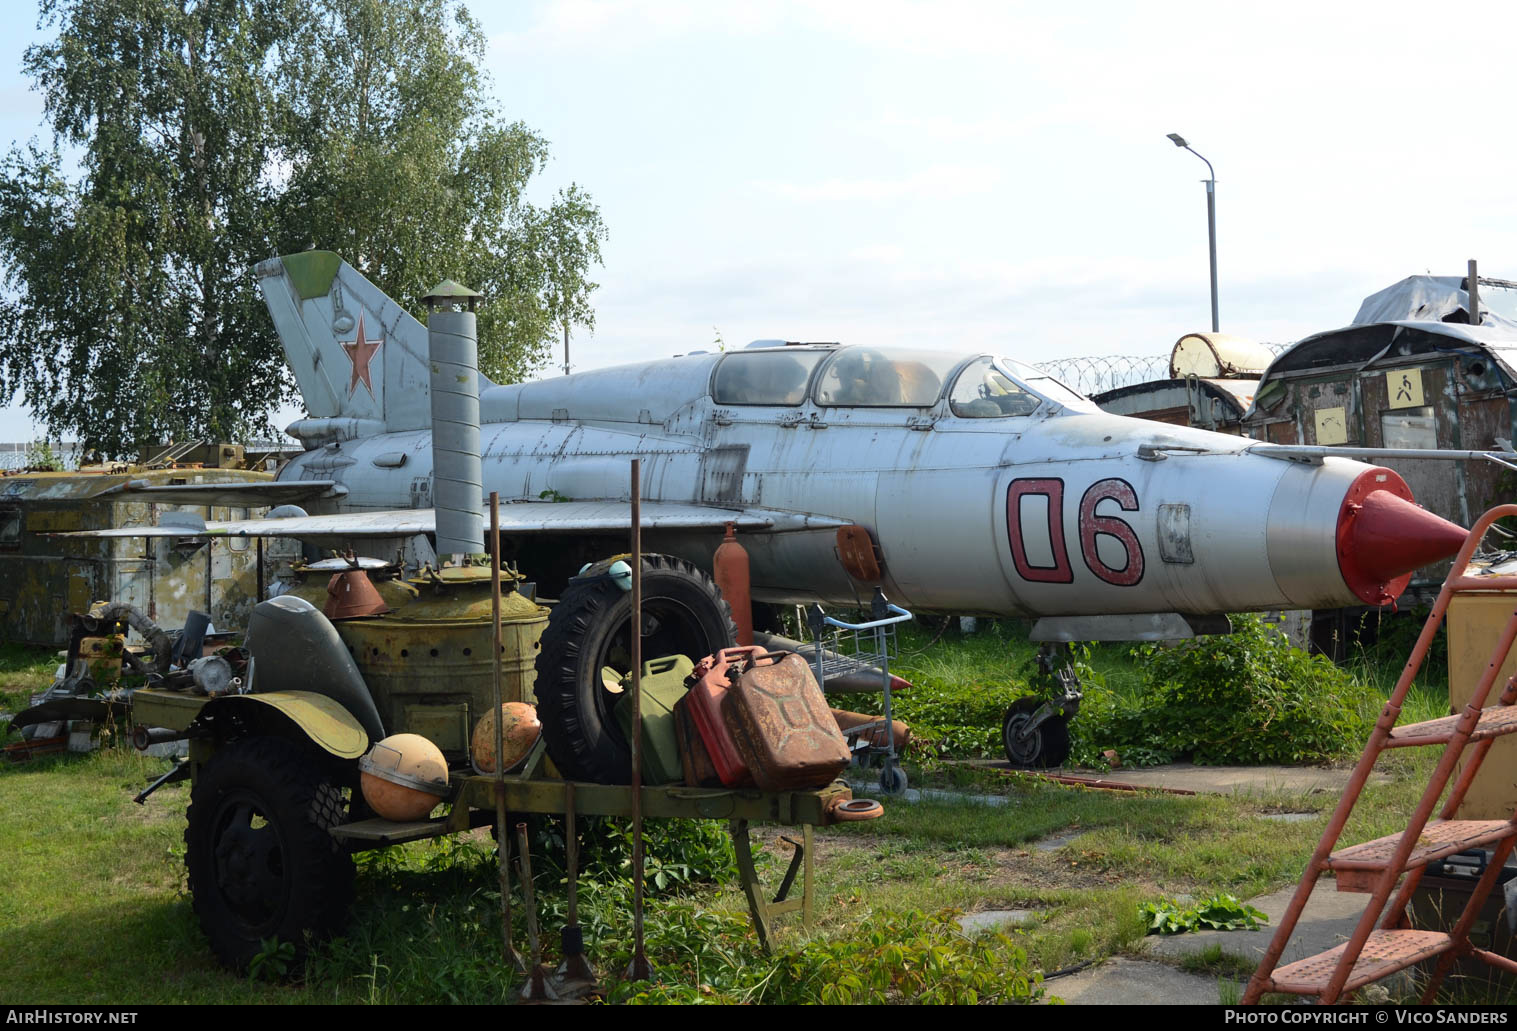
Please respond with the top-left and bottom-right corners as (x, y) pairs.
(421, 280), (485, 558)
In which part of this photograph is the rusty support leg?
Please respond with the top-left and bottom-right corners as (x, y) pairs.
(803, 822), (814, 931)
(731, 818), (774, 954)
(516, 822), (559, 1002)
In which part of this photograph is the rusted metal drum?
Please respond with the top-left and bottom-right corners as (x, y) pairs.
(289, 565), (549, 755)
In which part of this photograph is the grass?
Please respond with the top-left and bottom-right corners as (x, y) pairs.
(0, 641), (59, 707)
(1, 612), (1508, 1005)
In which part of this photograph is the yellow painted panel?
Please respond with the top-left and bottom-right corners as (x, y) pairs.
(1447, 592), (1517, 819)
(1386, 368), (1426, 409)
(65, 563), (95, 615)
(26, 508), (85, 531)
(1314, 406), (1348, 445)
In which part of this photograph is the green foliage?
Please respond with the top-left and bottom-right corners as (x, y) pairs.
(274, 0), (607, 387)
(1072, 615), (1378, 766)
(876, 671), (1028, 757)
(248, 936), (295, 981)
(853, 620), (1039, 758)
(324, 827), (1040, 1005)
(768, 910), (1041, 1006)
(0, 0), (605, 455)
(0, 0), (293, 454)
(1140, 893), (1269, 935)
(1345, 608), (1447, 693)
(22, 440), (65, 470)
(611, 909), (1043, 1006)
(542, 816), (738, 895)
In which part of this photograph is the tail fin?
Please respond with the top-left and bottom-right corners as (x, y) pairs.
(255, 251), (495, 442)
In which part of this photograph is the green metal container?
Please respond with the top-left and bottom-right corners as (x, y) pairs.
(288, 566), (548, 756)
(615, 654), (694, 785)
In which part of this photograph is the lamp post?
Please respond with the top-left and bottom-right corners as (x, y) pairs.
(1166, 133), (1219, 333)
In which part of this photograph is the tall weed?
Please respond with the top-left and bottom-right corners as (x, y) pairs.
(1072, 615), (1378, 766)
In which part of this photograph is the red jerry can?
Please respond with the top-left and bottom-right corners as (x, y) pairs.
(683, 647), (761, 788)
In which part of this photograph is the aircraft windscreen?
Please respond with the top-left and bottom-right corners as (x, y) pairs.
(950, 357), (1041, 417)
(712, 351), (829, 405)
(814, 348), (963, 407)
(996, 358), (1090, 406)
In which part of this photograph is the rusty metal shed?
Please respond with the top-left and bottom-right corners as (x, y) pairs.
(1241, 317), (1517, 591)
(0, 468), (301, 646)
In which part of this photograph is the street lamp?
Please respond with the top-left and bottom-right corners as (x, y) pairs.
(1167, 133), (1219, 333)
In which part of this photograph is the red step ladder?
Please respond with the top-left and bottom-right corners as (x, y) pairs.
(1243, 505), (1517, 1004)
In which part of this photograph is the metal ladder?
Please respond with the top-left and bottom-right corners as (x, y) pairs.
(1243, 504), (1517, 1004)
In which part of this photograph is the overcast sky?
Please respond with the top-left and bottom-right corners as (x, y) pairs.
(2, 0), (1514, 441)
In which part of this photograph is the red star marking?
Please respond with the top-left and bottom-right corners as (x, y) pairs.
(341, 312), (383, 398)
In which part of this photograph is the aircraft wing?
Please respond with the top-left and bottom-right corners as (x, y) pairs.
(47, 500), (851, 539)
(95, 479), (348, 507)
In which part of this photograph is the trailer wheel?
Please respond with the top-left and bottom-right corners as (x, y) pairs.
(185, 736), (354, 971)
(1002, 697), (1070, 769)
(535, 554), (736, 784)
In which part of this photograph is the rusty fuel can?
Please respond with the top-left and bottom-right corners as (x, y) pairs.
(721, 650), (850, 791)
(288, 565), (548, 756)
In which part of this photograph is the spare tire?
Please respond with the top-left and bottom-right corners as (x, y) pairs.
(535, 554), (736, 783)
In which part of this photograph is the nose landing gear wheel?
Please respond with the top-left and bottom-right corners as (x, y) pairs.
(1002, 697), (1070, 769)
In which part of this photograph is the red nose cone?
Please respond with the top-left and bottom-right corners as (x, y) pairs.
(1336, 468), (1469, 606)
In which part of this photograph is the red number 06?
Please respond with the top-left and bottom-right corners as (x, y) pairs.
(1006, 476), (1145, 587)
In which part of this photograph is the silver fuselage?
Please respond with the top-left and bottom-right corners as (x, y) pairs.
(280, 350), (1369, 617)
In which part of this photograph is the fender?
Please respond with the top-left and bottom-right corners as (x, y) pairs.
(191, 691), (369, 759)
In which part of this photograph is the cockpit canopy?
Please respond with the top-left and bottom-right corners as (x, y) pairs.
(710, 345), (1088, 415)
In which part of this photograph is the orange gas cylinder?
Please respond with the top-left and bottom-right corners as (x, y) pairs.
(714, 521), (753, 646)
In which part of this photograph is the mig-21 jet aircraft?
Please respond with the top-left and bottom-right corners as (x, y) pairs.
(63, 251), (1483, 765)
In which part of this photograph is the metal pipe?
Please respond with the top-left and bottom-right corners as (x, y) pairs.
(424, 285), (484, 558)
(489, 493), (523, 975)
(565, 782), (579, 927)
(625, 458), (652, 981)
(555, 781), (598, 994)
(515, 821), (558, 1002)
(1469, 258), (1482, 325)
(1205, 178), (1219, 333)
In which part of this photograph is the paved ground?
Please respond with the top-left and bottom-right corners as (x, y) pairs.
(945, 762), (1392, 1004)
(964, 759), (1390, 796)
(1042, 872), (1379, 1004)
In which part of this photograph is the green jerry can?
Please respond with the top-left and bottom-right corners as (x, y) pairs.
(614, 654), (695, 785)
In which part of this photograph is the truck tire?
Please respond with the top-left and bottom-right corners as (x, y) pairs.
(535, 554), (736, 784)
(185, 736), (354, 971)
